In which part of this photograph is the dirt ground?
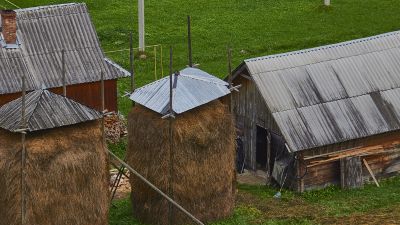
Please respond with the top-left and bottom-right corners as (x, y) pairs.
(110, 171), (131, 200)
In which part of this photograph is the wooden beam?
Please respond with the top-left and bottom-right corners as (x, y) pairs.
(363, 159), (380, 187)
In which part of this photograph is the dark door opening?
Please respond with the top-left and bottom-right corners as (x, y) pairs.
(256, 126), (268, 170)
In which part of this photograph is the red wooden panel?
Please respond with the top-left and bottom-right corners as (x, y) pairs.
(0, 80), (118, 112)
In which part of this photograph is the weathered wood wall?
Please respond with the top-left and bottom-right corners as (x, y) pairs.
(229, 75), (280, 170)
(301, 131), (400, 191)
(0, 80), (118, 112)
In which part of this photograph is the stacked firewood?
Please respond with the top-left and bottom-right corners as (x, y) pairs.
(104, 113), (128, 143)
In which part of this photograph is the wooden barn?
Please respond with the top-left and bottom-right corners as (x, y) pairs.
(0, 3), (129, 112)
(230, 31), (400, 191)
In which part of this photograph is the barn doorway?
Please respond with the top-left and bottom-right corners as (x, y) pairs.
(256, 126), (268, 170)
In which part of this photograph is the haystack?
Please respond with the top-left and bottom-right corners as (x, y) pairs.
(127, 100), (236, 225)
(0, 90), (109, 225)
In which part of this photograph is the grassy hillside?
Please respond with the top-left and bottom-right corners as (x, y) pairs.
(6, 0), (400, 115)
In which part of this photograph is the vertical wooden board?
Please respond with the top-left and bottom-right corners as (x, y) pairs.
(0, 80), (118, 112)
(340, 156), (363, 189)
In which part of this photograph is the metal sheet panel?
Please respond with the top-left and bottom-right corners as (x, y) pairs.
(130, 68), (230, 115)
(0, 3), (128, 95)
(242, 30), (400, 151)
(0, 90), (101, 132)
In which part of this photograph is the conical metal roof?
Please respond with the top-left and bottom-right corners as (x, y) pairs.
(130, 67), (230, 115)
(0, 90), (102, 132)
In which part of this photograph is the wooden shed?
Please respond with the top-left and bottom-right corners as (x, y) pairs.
(0, 90), (109, 225)
(230, 31), (400, 191)
(0, 3), (129, 112)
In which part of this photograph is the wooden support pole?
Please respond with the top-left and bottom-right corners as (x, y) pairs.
(101, 71), (106, 150)
(187, 15), (193, 67)
(227, 47), (233, 114)
(168, 46), (174, 225)
(62, 49), (66, 96)
(21, 75), (27, 225)
(108, 151), (204, 225)
(266, 132), (271, 184)
(129, 32), (135, 93)
(363, 159), (380, 187)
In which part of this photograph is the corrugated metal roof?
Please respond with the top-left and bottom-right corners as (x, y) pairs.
(0, 3), (129, 95)
(0, 89), (101, 132)
(130, 67), (231, 115)
(241, 31), (400, 151)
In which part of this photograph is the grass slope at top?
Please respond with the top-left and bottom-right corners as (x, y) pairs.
(6, 0), (400, 115)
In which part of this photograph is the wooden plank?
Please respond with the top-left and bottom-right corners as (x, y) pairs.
(340, 156), (363, 189)
(363, 159), (380, 187)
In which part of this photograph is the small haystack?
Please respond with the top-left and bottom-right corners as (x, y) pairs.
(127, 100), (236, 225)
(0, 90), (109, 225)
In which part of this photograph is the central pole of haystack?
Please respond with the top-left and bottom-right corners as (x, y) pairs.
(187, 15), (193, 67)
(138, 0), (145, 52)
(227, 47), (233, 114)
(168, 46), (174, 225)
(20, 75), (27, 225)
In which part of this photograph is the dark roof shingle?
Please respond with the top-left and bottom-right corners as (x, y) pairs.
(0, 3), (129, 95)
(0, 89), (101, 132)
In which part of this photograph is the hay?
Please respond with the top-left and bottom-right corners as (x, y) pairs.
(127, 100), (236, 225)
(0, 121), (109, 225)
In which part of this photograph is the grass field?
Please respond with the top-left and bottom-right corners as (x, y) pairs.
(4, 0), (400, 224)
(109, 177), (400, 225)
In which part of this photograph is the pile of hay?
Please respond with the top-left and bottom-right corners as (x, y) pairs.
(0, 121), (109, 225)
(127, 100), (236, 225)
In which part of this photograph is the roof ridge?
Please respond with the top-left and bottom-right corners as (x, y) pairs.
(25, 90), (45, 130)
(245, 30), (400, 63)
(15, 3), (84, 13)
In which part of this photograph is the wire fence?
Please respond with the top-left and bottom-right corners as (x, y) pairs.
(105, 44), (165, 81)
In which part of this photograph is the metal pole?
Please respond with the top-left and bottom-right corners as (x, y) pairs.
(138, 0), (145, 52)
(168, 46), (174, 225)
(129, 32), (135, 94)
(21, 75), (27, 225)
(62, 49), (66, 97)
(107, 150), (204, 225)
(324, 0), (330, 6)
(187, 15), (193, 67)
(228, 47), (233, 114)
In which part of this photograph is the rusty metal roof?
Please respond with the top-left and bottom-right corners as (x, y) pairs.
(130, 67), (230, 115)
(0, 3), (129, 95)
(239, 31), (400, 151)
(0, 89), (101, 132)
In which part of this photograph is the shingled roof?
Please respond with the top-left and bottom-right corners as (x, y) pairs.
(0, 3), (129, 95)
(0, 90), (101, 132)
(237, 30), (400, 152)
(130, 67), (231, 115)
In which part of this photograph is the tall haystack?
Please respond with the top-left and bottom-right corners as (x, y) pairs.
(0, 90), (109, 225)
(128, 67), (236, 225)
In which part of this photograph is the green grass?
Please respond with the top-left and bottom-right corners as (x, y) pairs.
(6, 0), (400, 115)
(110, 177), (400, 225)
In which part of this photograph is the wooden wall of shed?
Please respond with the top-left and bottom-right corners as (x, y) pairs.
(0, 80), (118, 112)
(301, 131), (400, 191)
(228, 74), (281, 170)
